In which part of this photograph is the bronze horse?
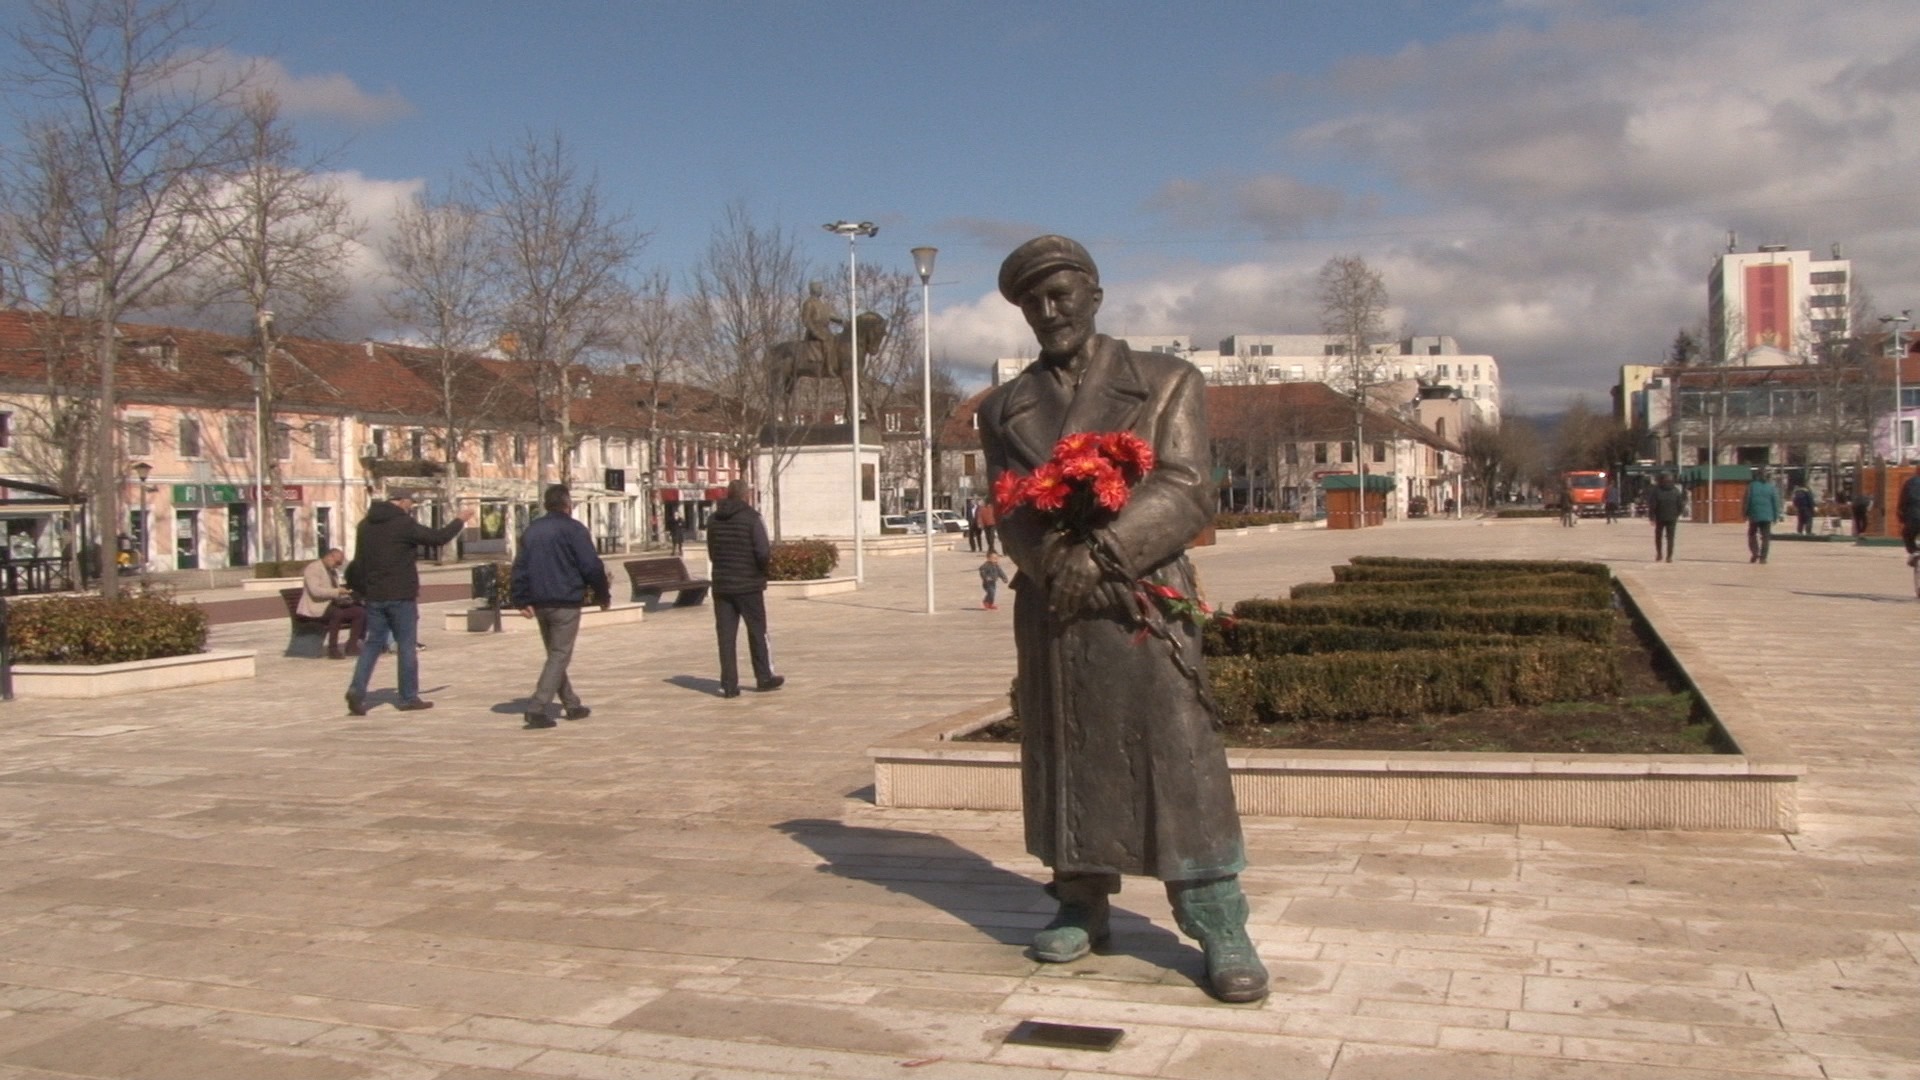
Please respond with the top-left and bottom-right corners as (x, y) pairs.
(765, 310), (887, 416)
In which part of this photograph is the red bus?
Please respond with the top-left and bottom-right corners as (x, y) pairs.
(1562, 471), (1608, 516)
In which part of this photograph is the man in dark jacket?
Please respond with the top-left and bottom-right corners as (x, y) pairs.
(1646, 472), (1686, 563)
(705, 479), (783, 698)
(345, 488), (472, 715)
(977, 234), (1265, 1003)
(511, 485), (609, 729)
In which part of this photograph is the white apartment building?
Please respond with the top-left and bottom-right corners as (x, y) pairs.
(993, 332), (1501, 425)
(1708, 240), (1852, 365)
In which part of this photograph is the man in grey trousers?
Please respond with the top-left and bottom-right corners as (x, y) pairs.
(510, 485), (610, 729)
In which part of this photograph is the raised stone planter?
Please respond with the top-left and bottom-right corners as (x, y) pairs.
(767, 577), (858, 598)
(867, 575), (1803, 833)
(9, 650), (257, 699)
(444, 603), (644, 633)
(238, 576), (302, 592)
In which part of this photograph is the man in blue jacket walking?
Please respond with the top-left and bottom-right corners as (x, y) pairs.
(511, 485), (610, 729)
(1743, 467), (1784, 564)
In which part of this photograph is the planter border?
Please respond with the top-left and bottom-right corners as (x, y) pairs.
(767, 576), (858, 598)
(8, 649), (257, 699)
(443, 603), (644, 633)
(868, 574), (1802, 833)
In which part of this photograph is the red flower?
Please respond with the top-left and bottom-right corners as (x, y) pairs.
(1052, 432), (1100, 461)
(1025, 462), (1072, 512)
(1100, 431), (1155, 480)
(1093, 465), (1131, 511)
(1059, 448), (1108, 481)
(992, 469), (1026, 515)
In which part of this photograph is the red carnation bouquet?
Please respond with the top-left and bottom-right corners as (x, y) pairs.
(995, 431), (1225, 655)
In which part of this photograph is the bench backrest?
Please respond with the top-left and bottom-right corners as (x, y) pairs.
(279, 587), (304, 616)
(624, 557), (695, 584)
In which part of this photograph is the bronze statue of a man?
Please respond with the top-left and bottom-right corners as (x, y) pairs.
(976, 235), (1268, 1003)
(800, 280), (843, 373)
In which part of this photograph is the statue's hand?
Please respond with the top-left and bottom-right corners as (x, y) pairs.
(1042, 539), (1102, 616)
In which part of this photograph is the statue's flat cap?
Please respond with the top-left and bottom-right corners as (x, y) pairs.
(998, 235), (1098, 303)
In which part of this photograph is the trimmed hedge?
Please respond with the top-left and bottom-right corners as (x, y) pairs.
(768, 540), (840, 581)
(1228, 597), (1615, 642)
(1494, 508), (1561, 519)
(8, 593), (210, 664)
(1210, 642), (1623, 725)
(252, 559), (309, 579)
(1346, 556), (1611, 579)
(1286, 582), (1612, 610)
(1214, 511), (1300, 529)
(1205, 619), (1523, 658)
(1332, 565), (1611, 586)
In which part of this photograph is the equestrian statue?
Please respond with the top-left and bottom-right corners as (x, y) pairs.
(765, 282), (888, 418)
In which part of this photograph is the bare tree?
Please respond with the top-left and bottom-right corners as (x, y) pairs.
(614, 269), (684, 545)
(381, 185), (508, 557)
(1317, 255), (1391, 517)
(473, 130), (644, 487)
(193, 89), (362, 562)
(682, 203), (807, 534)
(5, 0), (248, 593)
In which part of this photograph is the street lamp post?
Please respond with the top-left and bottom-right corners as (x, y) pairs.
(1882, 310), (1911, 465)
(825, 221), (878, 583)
(132, 461), (152, 570)
(911, 245), (938, 615)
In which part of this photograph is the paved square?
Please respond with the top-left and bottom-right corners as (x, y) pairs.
(0, 519), (1913, 1079)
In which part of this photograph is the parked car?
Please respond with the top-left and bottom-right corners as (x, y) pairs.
(881, 514), (925, 534)
(925, 509), (965, 533)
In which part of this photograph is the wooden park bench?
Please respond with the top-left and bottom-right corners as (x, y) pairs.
(623, 556), (710, 607)
(278, 587), (328, 658)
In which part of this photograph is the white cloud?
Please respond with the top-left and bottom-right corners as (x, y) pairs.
(202, 50), (416, 125)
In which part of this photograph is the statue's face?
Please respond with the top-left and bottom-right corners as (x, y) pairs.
(1018, 269), (1102, 359)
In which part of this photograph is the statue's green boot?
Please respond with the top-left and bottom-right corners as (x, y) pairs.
(1030, 873), (1116, 963)
(1169, 876), (1269, 1003)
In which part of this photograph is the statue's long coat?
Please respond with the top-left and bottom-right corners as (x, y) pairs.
(977, 337), (1245, 882)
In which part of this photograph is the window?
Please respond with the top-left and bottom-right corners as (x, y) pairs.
(1285, 443), (1299, 465)
(542, 438), (554, 464)
(673, 440), (686, 467)
(127, 418), (152, 457)
(512, 434), (527, 465)
(1372, 441), (1386, 463)
(226, 415), (250, 459)
(1428, 344), (1441, 355)
(178, 416), (201, 458)
(372, 428), (387, 456)
(0, 412), (10, 449)
(1808, 293), (1846, 308)
(1473, 365), (1481, 380)
(273, 423), (291, 461)
(1810, 270), (1847, 285)
(410, 431), (425, 461)
(311, 423), (332, 460)
(885, 411), (901, 432)
(963, 452), (977, 476)
(481, 434), (495, 463)
(1340, 442), (1354, 464)
(1435, 417), (1447, 439)
(1436, 364), (1448, 379)
(1313, 442), (1328, 464)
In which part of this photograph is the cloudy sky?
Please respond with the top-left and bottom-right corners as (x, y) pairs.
(7, 0), (1918, 412)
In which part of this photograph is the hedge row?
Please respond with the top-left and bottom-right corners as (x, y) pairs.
(1228, 597), (1615, 642)
(1346, 555), (1611, 579)
(1210, 642), (1622, 725)
(1332, 564), (1612, 586)
(1214, 511), (1300, 529)
(1286, 584), (1611, 611)
(1205, 619), (1523, 658)
(1292, 574), (1610, 601)
(769, 540), (840, 581)
(8, 593), (209, 664)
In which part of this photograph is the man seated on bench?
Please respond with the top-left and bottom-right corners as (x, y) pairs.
(299, 548), (366, 660)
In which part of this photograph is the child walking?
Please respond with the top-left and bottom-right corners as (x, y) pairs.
(978, 552), (1008, 610)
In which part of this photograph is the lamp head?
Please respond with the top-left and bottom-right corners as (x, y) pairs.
(910, 246), (938, 284)
(824, 220), (878, 238)
(133, 461), (151, 482)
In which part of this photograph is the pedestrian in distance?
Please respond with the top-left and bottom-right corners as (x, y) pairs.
(298, 547), (365, 659)
(965, 501), (983, 553)
(1790, 483), (1815, 535)
(1743, 467), (1783, 564)
(978, 551), (1008, 610)
(1646, 472), (1685, 563)
(976, 499), (1000, 554)
(666, 514), (685, 556)
(1602, 482), (1620, 524)
(1850, 488), (1872, 536)
(511, 485), (610, 730)
(706, 479), (783, 699)
(345, 488), (472, 716)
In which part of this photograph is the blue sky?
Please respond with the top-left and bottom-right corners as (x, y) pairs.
(10, 0), (1920, 410)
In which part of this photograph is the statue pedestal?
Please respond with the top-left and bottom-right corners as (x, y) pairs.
(755, 440), (881, 540)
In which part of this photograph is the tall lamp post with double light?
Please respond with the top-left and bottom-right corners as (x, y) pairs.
(825, 220), (877, 583)
(910, 245), (938, 614)
(1882, 310), (1911, 465)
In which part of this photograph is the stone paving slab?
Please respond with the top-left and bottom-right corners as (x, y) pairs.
(0, 519), (1912, 1078)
